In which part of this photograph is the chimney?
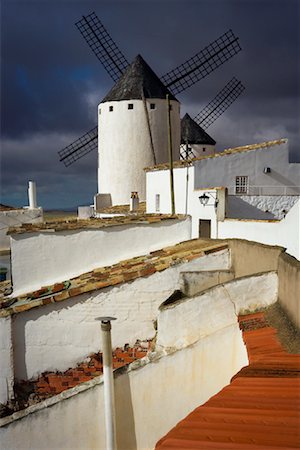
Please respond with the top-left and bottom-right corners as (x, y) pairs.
(28, 181), (37, 209)
(130, 192), (139, 212)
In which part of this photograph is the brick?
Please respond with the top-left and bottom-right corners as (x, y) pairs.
(53, 291), (70, 302)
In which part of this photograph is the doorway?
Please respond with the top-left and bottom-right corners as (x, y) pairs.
(199, 219), (211, 238)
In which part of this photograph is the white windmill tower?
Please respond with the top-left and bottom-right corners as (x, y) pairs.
(58, 12), (244, 209)
(97, 55), (180, 206)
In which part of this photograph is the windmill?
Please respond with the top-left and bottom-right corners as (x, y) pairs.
(58, 12), (244, 205)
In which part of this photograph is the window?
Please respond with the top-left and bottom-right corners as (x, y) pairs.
(202, 147), (206, 152)
(235, 176), (249, 194)
(98, 108), (101, 115)
(150, 103), (155, 110)
(155, 194), (160, 212)
(128, 103), (133, 110)
(109, 106), (113, 112)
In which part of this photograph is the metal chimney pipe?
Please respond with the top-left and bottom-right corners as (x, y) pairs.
(28, 181), (37, 209)
(96, 316), (117, 450)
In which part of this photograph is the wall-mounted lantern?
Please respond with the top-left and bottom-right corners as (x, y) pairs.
(199, 192), (219, 208)
(263, 167), (271, 174)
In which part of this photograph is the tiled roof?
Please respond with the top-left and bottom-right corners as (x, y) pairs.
(7, 213), (184, 236)
(145, 139), (288, 172)
(0, 204), (20, 211)
(97, 201), (146, 214)
(0, 240), (228, 317)
(156, 311), (300, 449)
(2, 341), (151, 417)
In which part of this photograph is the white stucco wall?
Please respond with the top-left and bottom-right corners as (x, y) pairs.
(227, 195), (299, 219)
(10, 217), (191, 296)
(98, 98), (180, 205)
(0, 317), (14, 404)
(12, 249), (228, 380)
(146, 167), (224, 238)
(194, 140), (300, 195)
(157, 272), (278, 350)
(0, 313), (247, 450)
(219, 200), (300, 260)
(0, 208), (43, 251)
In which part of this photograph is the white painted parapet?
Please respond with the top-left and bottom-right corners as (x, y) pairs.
(157, 272), (278, 350)
(10, 217), (191, 296)
(219, 199), (300, 260)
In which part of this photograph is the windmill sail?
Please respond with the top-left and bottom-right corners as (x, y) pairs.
(194, 77), (245, 129)
(58, 15), (243, 167)
(75, 12), (129, 82)
(161, 30), (241, 95)
(58, 126), (98, 167)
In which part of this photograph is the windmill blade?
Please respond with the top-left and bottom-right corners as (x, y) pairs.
(161, 30), (241, 95)
(194, 77), (245, 129)
(58, 126), (98, 167)
(75, 12), (129, 82)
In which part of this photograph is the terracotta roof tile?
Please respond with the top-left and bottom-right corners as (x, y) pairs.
(145, 139), (287, 172)
(7, 213), (184, 235)
(0, 240), (228, 317)
(97, 201), (146, 214)
(156, 311), (300, 449)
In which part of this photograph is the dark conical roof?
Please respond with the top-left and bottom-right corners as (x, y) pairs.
(181, 113), (216, 145)
(102, 54), (178, 103)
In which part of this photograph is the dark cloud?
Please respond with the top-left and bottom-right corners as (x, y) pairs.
(1, 0), (299, 209)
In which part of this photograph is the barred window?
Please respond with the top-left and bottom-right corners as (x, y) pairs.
(235, 176), (249, 194)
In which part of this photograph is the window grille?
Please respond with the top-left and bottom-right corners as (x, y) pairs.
(128, 103), (133, 110)
(235, 176), (249, 194)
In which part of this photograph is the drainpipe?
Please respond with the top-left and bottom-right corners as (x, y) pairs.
(28, 181), (37, 209)
(96, 316), (117, 450)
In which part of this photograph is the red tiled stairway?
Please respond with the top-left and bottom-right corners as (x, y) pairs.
(156, 312), (300, 449)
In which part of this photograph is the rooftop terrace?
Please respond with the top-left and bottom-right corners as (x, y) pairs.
(156, 309), (300, 449)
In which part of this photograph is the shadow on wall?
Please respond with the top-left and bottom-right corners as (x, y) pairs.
(267, 170), (300, 194)
(115, 373), (137, 450)
(226, 196), (275, 220)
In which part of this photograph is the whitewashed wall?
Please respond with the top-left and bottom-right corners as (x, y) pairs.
(194, 140), (300, 195)
(146, 167), (225, 238)
(12, 249), (229, 380)
(98, 98), (180, 205)
(0, 311), (247, 450)
(10, 217), (191, 296)
(0, 317), (14, 404)
(219, 200), (300, 260)
(227, 195), (299, 219)
(157, 272), (278, 349)
(0, 208), (43, 251)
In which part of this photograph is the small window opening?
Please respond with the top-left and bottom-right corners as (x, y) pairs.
(155, 194), (160, 212)
(235, 176), (249, 194)
(98, 109), (101, 115)
(203, 147), (206, 152)
(169, 104), (173, 111)
(109, 106), (113, 112)
(150, 103), (155, 110)
(128, 103), (134, 110)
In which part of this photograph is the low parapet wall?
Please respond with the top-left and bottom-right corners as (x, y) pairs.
(0, 303), (247, 450)
(10, 216), (190, 296)
(278, 252), (300, 328)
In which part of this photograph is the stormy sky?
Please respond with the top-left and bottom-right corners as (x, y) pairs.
(1, 0), (299, 209)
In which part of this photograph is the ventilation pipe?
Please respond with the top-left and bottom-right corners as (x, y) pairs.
(28, 181), (37, 209)
(96, 317), (117, 450)
(130, 191), (139, 212)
